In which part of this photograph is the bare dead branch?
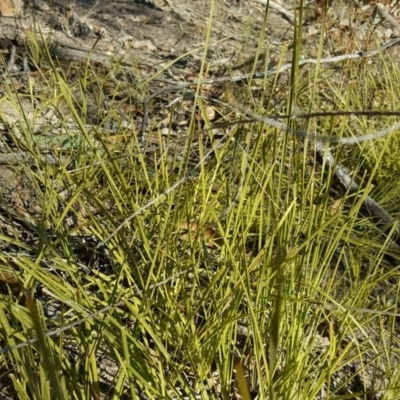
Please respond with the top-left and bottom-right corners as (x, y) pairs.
(0, 268), (190, 355)
(375, 4), (400, 35)
(211, 99), (400, 145)
(140, 36), (400, 138)
(254, 0), (295, 25)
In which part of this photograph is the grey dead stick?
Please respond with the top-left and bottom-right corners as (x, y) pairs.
(314, 140), (400, 248)
(0, 152), (62, 165)
(214, 99), (400, 251)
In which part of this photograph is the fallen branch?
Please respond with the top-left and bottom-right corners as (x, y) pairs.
(0, 268), (191, 355)
(2, 16), (400, 140)
(375, 4), (400, 35)
(140, 35), (400, 138)
(210, 109), (400, 133)
(314, 140), (398, 235)
(0, 152), (63, 165)
(215, 99), (400, 247)
(254, 0), (295, 25)
(224, 102), (400, 145)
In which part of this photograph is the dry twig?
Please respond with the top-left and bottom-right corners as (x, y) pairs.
(140, 36), (400, 139)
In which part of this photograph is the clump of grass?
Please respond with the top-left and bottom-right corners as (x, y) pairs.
(0, 2), (400, 399)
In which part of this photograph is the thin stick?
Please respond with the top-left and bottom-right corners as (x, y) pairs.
(0, 269), (190, 355)
(375, 4), (400, 34)
(211, 99), (400, 145)
(139, 36), (400, 139)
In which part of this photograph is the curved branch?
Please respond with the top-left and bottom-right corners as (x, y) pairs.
(315, 141), (400, 246)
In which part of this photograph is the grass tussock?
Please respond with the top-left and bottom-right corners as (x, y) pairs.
(1, 2), (400, 399)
